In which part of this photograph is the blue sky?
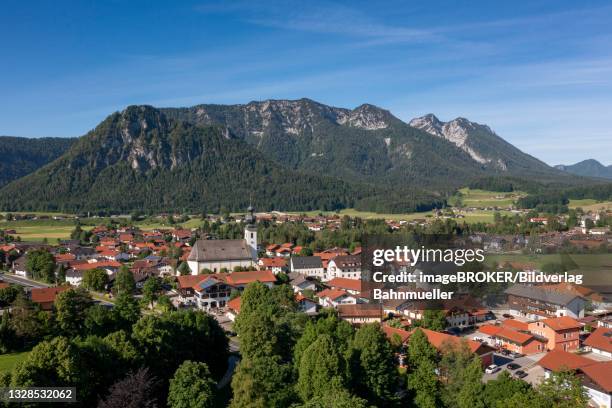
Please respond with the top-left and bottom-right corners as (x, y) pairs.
(2, 0), (611, 165)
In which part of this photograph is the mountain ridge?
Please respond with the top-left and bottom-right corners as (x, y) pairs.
(555, 159), (612, 180)
(0, 99), (588, 213)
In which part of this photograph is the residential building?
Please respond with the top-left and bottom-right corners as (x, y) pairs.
(584, 327), (612, 358)
(30, 286), (69, 311)
(478, 324), (547, 354)
(289, 256), (324, 279)
(337, 304), (382, 325)
(505, 284), (586, 319)
(326, 255), (361, 281)
(528, 316), (582, 351)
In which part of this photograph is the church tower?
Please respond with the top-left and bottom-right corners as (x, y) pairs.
(244, 205), (258, 260)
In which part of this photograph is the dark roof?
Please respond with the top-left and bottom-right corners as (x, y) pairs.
(188, 239), (252, 262)
(290, 256), (323, 270)
(330, 255), (361, 269)
(505, 284), (583, 306)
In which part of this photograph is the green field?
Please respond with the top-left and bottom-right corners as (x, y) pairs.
(0, 351), (29, 373)
(451, 188), (526, 208)
(569, 199), (612, 212)
(487, 253), (612, 286)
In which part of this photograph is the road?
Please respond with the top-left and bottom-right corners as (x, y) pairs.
(0, 273), (114, 306)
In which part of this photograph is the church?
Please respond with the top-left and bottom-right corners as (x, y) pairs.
(187, 207), (258, 274)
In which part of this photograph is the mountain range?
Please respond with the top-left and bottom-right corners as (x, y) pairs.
(0, 99), (589, 213)
(555, 159), (612, 180)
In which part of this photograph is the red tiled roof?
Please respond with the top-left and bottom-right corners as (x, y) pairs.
(327, 277), (362, 292)
(177, 275), (205, 290)
(337, 304), (382, 318)
(225, 270), (276, 285)
(540, 316), (582, 332)
(411, 328), (491, 355)
(259, 257), (287, 268)
(227, 297), (241, 313)
(30, 286), (69, 304)
(581, 361), (612, 393)
(317, 288), (350, 301)
(382, 325), (411, 344)
(538, 350), (597, 372)
(479, 324), (502, 336)
(583, 327), (612, 353)
(501, 319), (529, 331)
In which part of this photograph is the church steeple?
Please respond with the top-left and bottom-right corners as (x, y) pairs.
(244, 205), (257, 260)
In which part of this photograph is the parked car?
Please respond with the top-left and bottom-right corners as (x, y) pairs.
(502, 314), (514, 319)
(510, 352), (524, 358)
(514, 370), (528, 379)
(485, 364), (500, 374)
(507, 363), (521, 370)
(500, 349), (511, 356)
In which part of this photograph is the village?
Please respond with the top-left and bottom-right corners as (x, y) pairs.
(1, 202), (611, 407)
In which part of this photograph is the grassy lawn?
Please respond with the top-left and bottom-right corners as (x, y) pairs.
(569, 199), (612, 212)
(453, 188), (526, 208)
(0, 351), (29, 373)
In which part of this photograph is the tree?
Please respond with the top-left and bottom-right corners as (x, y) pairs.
(456, 356), (484, 408)
(113, 293), (141, 330)
(84, 304), (117, 336)
(25, 249), (56, 283)
(299, 247), (314, 256)
(10, 337), (87, 400)
(350, 324), (398, 404)
(298, 385), (368, 408)
(439, 339), (474, 406)
(98, 368), (158, 408)
(407, 328), (437, 367)
(8, 293), (51, 345)
(168, 361), (216, 408)
(141, 277), (163, 309)
(177, 261), (191, 276)
(421, 309), (447, 331)
(56, 263), (66, 283)
(83, 268), (109, 291)
(0, 285), (22, 307)
(54, 287), (94, 337)
(297, 335), (346, 401)
(408, 358), (440, 408)
(537, 370), (588, 408)
(483, 371), (532, 407)
(157, 295), (175, 312)
(230, 355), (295, 408)
(113, 266), (136, 295)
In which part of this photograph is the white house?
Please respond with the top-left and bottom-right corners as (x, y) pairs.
(325, 255), (361, 281)
(290, 256), (324, 279)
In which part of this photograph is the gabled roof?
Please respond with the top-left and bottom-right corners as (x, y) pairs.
(327, 277), (361, 292)
(537, 349), (596, 372)
(583, 327), (612, 353)
(337, 303), (382, 318)
(382, 325), (411, 344)
(30, 286), (69, 304)
(317, 288), (350, 301)
(580, 361), (612, 393)
(290, 256), (323, 269)
(177, 274), (211, 290)
(540, 316), (582, 331)
(501, 319), (529, 331)
(225, 270), (276, 285)
(228, 297), (241, 313)
(411, 328), (494, 355)
(188, 239), (252, 262)
(479, 324), (541, 345)
(505, 284), (583, 306)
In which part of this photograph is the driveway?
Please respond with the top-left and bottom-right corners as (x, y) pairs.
(483, 352), (546, 385)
